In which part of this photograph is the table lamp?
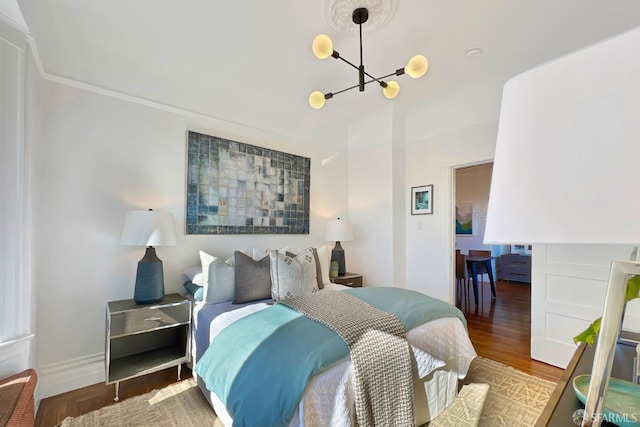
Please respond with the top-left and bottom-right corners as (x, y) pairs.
(121, 209), (177, 304)
(324, 218), (353, 276)
(485, 27), (640, 426)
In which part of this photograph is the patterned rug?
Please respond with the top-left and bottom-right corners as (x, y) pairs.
(59, 357), (556, 427)
(58, 379), (222, 427)
(451, 357), (557, 426)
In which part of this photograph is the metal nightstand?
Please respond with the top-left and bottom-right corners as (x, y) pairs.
(105, 293), (191, 401)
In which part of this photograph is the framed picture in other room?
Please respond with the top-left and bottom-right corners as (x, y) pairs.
(456, 203), (474, 235)
(411, 185), (433, 215)
(511, 244), (525, 254)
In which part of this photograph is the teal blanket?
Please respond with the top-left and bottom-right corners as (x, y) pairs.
(195, 287), (465, 427)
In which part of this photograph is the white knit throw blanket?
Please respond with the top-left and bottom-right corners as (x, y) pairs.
(281, 291), (415, 427)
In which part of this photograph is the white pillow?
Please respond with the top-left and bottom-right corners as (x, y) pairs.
(199, 250), (238, 303)
(269, 249), (318, 300)
(225, 249), (247, 267)
(315, 244), (332, 286)
(253, 246), (293, 261)
(199, 250), (218, 293)
(323, 282), (349, 291)
(183, 265), (204, 286)
(207, 259), (235, 303)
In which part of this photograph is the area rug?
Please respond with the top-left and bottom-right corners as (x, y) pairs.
(429, 383), (490, 427)
(59, 379), (222, 427)
(456, 357), (557, 426)
(59, 357), (556, 427)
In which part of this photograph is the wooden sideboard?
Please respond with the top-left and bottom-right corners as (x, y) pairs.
(500, 254), (532, 283)
(537, 334), (640, 426)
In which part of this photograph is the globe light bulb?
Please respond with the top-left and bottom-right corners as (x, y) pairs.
(312, 35), (333, 59)
(383, 81), (400, 99)
(406, 55), (428, 78)
(309, 91), (326, 109)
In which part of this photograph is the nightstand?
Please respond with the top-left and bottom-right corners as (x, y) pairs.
(331, 272), (363, 287)
(105, 293), (191, 401)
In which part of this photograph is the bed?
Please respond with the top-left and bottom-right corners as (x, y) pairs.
(189, 283), (477, 426)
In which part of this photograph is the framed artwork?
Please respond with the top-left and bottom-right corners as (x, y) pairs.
(511, 244), (532, 255)
(411, 185), (433, 215)
(511, 244), (525, 255)
(186, 131), (310, 234)
(456, 203), (473, 235)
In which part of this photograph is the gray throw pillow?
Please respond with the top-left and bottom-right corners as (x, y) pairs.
(234, 251), (272, 304)
(270, 248), (319, 300)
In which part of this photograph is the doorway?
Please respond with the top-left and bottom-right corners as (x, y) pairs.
(453, 163), (535, 372)
(454, 162), (503, 308)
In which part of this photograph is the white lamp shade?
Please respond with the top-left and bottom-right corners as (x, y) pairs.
(324, 218), (354, 242)
(121, 210), (177, 246)
(485, 27), (640, 245)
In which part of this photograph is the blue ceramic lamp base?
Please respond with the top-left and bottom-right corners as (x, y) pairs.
(134, 247), (165, 304)
(331, 241), (346, 276)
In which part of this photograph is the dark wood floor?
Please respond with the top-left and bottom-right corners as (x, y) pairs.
(36, 366), (194, 427)
(457, 279), (564, 383)
(36, 279), (563, 426)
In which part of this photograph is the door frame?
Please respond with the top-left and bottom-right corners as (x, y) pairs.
(444, 153), (494, 305)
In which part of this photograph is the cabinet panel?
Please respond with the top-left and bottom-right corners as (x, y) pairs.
(501, 255), (532, 283)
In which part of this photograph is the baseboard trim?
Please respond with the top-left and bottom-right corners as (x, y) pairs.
(38, 353), (104, 399)
(0, 334), (34, 379)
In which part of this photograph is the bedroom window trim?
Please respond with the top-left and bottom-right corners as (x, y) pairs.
(0, 21), (32, 348)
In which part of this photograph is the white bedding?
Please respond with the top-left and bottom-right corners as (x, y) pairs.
(193, 286), (477, 426)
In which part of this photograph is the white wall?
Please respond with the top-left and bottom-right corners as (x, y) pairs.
(404, 122), (498, 303)
(28, 55), (349, 397)
(347, 107), (395, 285)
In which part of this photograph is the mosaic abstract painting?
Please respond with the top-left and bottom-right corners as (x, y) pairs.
(186, 131), (310, 234)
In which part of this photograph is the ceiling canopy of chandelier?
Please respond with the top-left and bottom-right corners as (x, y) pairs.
(309, 7), (428, 109)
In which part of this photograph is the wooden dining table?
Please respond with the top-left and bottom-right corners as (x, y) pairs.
(465, 255), (498, 305)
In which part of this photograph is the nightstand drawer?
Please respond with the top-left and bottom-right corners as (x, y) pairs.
(110, 303), (190, 337)
(331, 273), (363, 287)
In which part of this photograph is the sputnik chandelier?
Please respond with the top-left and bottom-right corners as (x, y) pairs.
(309, 7), (428, 109)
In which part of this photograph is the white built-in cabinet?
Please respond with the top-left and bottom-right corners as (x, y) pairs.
(531, 244), (639, 368)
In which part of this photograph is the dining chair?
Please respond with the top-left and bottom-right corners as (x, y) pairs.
(455, 250), (469, 306)
(468, 249), (493, 302)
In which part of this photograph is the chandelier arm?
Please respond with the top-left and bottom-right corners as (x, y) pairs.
(335, 56), (361, 72)
(375, 69), (405, 81)
(363, 70), (391, 85)
(359, 17), (364, 68)
(332, 83), (361, 96)
(358, 18), (365, 91)
(336, 56), (388, 88)
(328, 77), (382, 97)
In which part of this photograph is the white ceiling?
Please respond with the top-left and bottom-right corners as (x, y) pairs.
(11, 1), (640, 148)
